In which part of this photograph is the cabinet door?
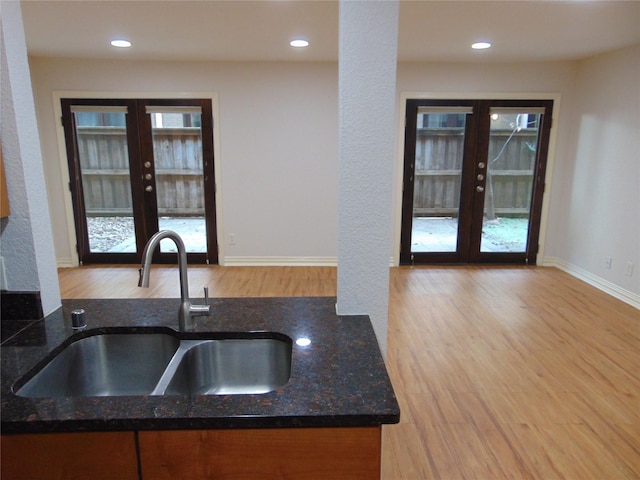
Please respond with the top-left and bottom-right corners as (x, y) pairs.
(139, 427), (382, 479)
(1, 432), (139, 480)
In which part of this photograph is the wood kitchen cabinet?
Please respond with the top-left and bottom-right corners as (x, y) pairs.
(2, 427), (382, 479)
(1, 431), (139, 480)
(139, 427), (382, 479)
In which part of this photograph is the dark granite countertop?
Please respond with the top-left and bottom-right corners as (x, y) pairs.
(1, 297), (400, 434)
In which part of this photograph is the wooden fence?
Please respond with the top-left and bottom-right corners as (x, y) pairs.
(77, 127), (204, 216)
(413, 128), (537, 217)
(78, 126), (536, 218)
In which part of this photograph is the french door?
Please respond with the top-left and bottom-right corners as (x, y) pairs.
(400, 99), (553, 265)
(62, 98), (218, 265)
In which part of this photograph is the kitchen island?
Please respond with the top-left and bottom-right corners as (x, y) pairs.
(1, 297), (399, 479)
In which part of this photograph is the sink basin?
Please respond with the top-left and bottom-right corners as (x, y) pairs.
(14, 331), (292, 398)
(15, 334), (180, 398)
(162, 339), (292, 395)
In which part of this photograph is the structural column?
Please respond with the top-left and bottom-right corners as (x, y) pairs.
(336, 0), (399, 355)
(1, 0), (61, 315)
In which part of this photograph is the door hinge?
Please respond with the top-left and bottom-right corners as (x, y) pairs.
(61, 116), (65, 126)
(68, 181), (73, 192)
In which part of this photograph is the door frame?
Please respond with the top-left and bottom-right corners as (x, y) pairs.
(53, 91), (224, 267)
(399, 99), (480, 265)
(393, 92), (561, 266)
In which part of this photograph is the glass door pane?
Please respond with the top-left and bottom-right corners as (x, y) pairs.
(148, 108), (207, 254)
(73, 107), (137, 254)
(411, 108), (470, 253)
(480, 109), (543, 253)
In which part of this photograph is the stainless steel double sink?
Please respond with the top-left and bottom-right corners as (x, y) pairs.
(14, 331), (292, 398)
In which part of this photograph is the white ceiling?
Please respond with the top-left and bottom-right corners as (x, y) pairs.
(21, 0), (640, 63)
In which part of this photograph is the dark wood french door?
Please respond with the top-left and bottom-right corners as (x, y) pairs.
(62, 98), (217, 265)
(400, 99), (553, 265)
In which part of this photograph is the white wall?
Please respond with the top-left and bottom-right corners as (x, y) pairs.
(29, 57), (338, 266)
(397, 61), (577, 95)
(545, 45), (640, 304)
(31, 57), (576, 266)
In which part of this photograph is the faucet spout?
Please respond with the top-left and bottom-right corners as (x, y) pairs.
(138, 230), (209, 331)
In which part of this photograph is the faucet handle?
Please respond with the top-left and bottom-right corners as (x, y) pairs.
(203, 287), (209, 306)
(189, 286), (211, 318)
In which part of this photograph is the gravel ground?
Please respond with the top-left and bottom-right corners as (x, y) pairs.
(86, 216), (206, 253)
(87, 216), (527, 254)
(412, 217), (529, 253)
(480, 217), (529, 252)
(87, 217), (135, 252)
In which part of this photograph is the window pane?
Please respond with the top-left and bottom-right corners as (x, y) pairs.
(411, 108), (468, 253)
(150, 110), (207, 253)
(480, 112), (541, 253)
(74, 110), (136, 253)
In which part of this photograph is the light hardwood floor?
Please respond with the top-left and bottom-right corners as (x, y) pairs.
(58, 265), (640, 479)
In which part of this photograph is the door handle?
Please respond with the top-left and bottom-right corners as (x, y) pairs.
(145, 185), (153, 192)
(476, 186), (485, 192)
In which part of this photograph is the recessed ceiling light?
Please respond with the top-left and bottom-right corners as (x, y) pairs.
(471, 42), (492, 50)
(290, 39), (309, 48)
(111, 39), (132, 48)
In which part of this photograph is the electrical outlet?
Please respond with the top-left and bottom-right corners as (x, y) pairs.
(626, 262), (634, 277)
(605, 256), (612, 270)
(228, 233), (236, 246)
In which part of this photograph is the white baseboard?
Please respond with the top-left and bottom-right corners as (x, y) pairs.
(56, 258), (76, 268)
(57, 255), (389, 267)
(58, 253), (637, 309)
(222, 256), (338, 267)
(543, 257), (640, 310)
